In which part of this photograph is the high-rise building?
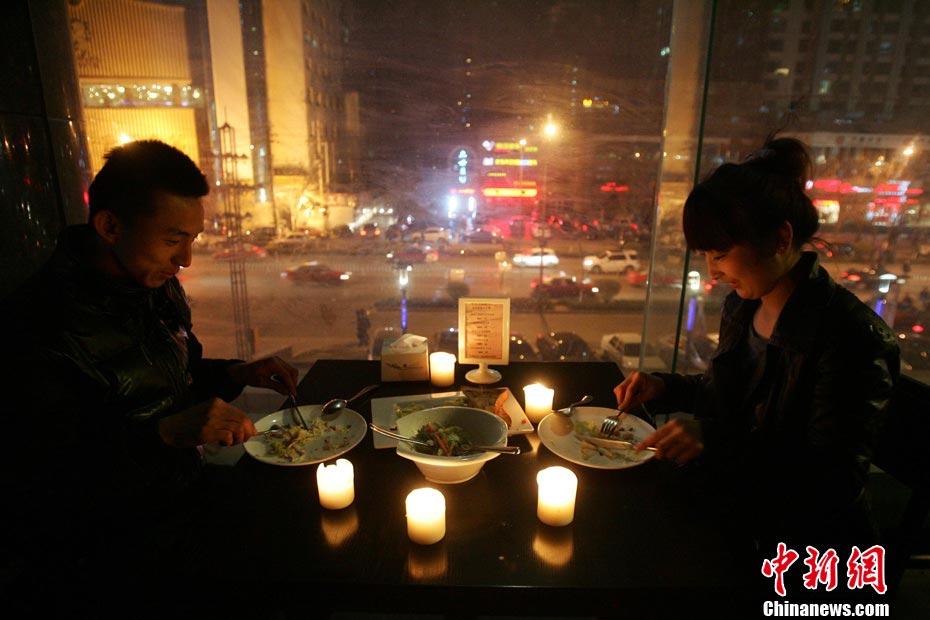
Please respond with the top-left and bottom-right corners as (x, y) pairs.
(68, 0), (216, 181)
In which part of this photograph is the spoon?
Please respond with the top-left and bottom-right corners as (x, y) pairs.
(322, 384), (380, 418)
(555, 394), (593, 416)
(369, 423), (521, 455)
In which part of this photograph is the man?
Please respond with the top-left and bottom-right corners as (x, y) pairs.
(2, 140), (298, 585)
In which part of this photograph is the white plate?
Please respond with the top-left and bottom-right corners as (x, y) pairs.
(537, 406), (656, 470)
(243, 405), (366, 466)
(370, 388), (532, 449)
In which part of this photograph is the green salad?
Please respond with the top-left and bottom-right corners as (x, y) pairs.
(412, 422), (473, 456)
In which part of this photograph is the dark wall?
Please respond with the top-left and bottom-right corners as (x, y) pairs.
(0, 0), (90, 297)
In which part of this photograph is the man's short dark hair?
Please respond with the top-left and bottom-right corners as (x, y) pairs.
(88, 140), (209, 224)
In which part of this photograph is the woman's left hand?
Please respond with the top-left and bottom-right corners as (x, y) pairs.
(636, 418), (704, 464)
(228, 356), (299, 396)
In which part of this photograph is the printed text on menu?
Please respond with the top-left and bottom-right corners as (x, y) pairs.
(464, 302), (504, 360)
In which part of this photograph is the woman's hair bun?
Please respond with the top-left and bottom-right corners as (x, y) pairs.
(745, 135), (812, 189)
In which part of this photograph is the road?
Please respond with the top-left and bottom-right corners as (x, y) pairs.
(181, 240), (679, 362)
(179, 239), (930, 381)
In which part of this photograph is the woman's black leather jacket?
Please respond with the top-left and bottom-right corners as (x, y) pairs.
(652, 252), (899, 544)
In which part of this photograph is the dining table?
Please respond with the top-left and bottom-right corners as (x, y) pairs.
(188, 359), (761, 618)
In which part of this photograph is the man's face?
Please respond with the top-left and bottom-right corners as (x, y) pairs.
(111, 192), (204, 288)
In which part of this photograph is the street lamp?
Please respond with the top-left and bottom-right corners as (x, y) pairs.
(540, 117), (559, 227)
(398, 265), (411, 333)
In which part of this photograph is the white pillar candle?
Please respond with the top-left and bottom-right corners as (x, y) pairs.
(536, 466), (578, 527)
(429, 352), (456, 387)
(523, 383), (554, 423)
(405, 488), (446, 545)
(316, 459), (355, 510)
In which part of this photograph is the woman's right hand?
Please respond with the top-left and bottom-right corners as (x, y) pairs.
(613, 371), (665, 412)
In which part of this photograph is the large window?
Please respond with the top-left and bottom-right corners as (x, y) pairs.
(6, 0), (930, 383)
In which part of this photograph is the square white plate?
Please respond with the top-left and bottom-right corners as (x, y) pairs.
(370, 387), (532, 449)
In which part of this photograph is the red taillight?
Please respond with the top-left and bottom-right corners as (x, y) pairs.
(912, 324), (924, 334)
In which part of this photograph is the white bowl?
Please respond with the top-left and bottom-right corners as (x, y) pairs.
(395, 406), (509, 484)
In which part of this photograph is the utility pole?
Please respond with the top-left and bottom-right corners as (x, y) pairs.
(218, 123), (255, 361)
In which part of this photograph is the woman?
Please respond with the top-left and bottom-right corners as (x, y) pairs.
(615, 136), (900, 554)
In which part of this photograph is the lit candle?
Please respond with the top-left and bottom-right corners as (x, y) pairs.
(523, 383), (554, 423)
(429, 352), (456, 387)
(316, 459), (355, 510)
(536, 466), (577, 527)
(405, 488), (446, 545)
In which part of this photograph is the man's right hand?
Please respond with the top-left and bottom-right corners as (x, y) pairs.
(158, 398), (256, 448)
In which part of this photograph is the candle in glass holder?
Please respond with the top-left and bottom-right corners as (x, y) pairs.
(536, 466), (577, 526)
(429, 352), (456, 387)
(316, 459), (355, 510)
(405, 488), (446, 545)
(523, 383), (554, 423)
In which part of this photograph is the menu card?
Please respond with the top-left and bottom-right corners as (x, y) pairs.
(458, 297), (510, 364)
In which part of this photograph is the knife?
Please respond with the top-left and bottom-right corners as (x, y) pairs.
(573, 432), (657, 452)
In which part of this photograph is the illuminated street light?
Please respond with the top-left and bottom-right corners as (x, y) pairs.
(398, 265), (411, 333)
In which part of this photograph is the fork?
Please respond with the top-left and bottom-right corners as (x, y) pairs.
(286, 393), (309, 431)
(599, 410), (627, 437)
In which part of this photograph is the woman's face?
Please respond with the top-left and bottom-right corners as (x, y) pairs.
(702, 243), (788, 300)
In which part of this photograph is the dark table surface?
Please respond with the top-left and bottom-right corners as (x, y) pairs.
(194, 360), (759, 617)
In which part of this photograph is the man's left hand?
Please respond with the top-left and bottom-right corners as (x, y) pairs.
(228, 356), (299, 396)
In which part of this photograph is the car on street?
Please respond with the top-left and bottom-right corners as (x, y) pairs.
(265, 232), (319, 255)
(811, 239), (855, 259)
(512, 248), (559, 268)
(386, 245), (440, 264)
(434, 327), (459, 355)
(600, 332), (666, 372)
(536, 331), (594, 362)
(462, 228), (501, 243)
(509, 332), (539, 361)
(657, 332), (719, 373)
(624, 268), (682, 288)
(192, 232), (229, 253)
(417, 227), (450, 243)
(530, 275), (597, 300)
(244, 226), (277, 246)
(434, 328), (540, 361)
(839, 268), (897, 291)
(212, 242), (267, 260)
(357, 223), (382, 238)
(897, 331), (930, 370)
(582, 249), (641, 274)
(280, 261), (351, 284)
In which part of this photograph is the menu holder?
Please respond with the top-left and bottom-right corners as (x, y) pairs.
(457, 297), (510, 384)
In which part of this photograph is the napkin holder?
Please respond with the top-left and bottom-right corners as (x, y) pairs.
(381, 334), (430, 382)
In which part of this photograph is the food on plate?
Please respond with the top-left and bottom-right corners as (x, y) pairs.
(394, 396), (467, 418)
(577, 439), (650, 462)
(573, 419), (635, 442)
(462, 386), (514, 427)
(412, 422), (474, 456)
(264, 418), (351, 462)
